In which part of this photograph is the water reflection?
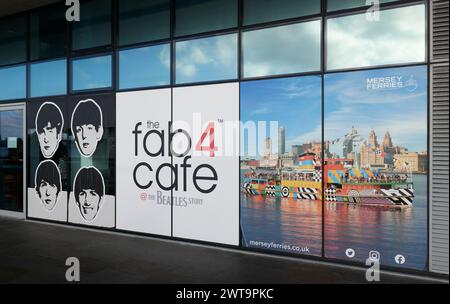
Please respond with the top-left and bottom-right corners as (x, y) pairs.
(240, 174), (427, 270)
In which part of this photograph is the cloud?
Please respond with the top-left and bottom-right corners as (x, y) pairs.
(176, 34), (237, 82)
(243, 20), (321, 77)
(327, 5), (425, 70)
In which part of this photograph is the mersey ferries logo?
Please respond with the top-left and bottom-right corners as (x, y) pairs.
(366, 75), (418, 92)
(132, 119), (219, 206)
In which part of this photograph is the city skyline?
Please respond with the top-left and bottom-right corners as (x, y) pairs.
(241, 76), (322, 159)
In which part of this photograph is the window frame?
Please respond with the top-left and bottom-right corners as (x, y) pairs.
(70, 52), (115, 94)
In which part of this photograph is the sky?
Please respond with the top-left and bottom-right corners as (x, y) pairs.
(240, 65), (428, 159)
(240, 76), (322, 159)
(327, 4), (425, 70)
(325, 65), (428, 155)
(176, 34), (238, 84)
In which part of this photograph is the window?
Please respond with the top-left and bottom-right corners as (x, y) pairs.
(175, 34), (238, 84)
(119, 44), (170, 90)
(175, 0), (238, 36)
(243, 21), (321, 78)
(118, 0), (170, 46)
(72, 55), (112, 91)
(327, 0), (395, 12)
(324, 65), (428, 271)
(326, 4), (426, 70)
(72, 0), (112, 50)
(0, 16), (27, 66)
(240, 76), (323, 256)
(0, 65), (26, 101)
(30, 59), (67, 97)
(30, 4), (67, 61)
(243, 0), (321, 25)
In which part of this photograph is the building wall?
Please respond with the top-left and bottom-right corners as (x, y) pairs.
(0, 0), (447, 277)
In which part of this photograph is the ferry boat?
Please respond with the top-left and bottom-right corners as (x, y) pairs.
(241, 154), (414, 207)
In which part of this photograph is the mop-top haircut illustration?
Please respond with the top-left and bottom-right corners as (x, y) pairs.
(71, 99), (104, 157)
(35, 160), (62, 211)
(35, 102), (64, 158)
(73, 166), (105, 222)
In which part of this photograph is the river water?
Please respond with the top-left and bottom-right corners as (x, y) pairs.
(240, 174), (428, 271)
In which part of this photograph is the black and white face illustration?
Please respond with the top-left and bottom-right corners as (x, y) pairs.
(74, 167), (105, 222)
(35, 102), (64, 158)
(71, 99), (104, 157)
(35, 160), (62, 211)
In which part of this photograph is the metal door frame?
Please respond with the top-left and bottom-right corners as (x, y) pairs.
(0, 102), (26, 219)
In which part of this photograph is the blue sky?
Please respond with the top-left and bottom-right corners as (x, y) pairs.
(241, 76), (322, 158)
(240, 65), (427, 159)
(325, 65), (428, 155)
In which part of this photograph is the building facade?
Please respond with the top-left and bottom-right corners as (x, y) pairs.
(0, 0), (448, 277)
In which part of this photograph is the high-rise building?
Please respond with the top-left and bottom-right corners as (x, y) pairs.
(264, 137), (272, 157)
(278, 126), (285, 156)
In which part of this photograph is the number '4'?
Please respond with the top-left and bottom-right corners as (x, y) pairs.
(195, 122), (218, 157)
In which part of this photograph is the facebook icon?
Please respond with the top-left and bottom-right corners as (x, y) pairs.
(395, 254), (406, 265)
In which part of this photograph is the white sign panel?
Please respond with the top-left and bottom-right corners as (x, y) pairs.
(172, 83), (239, 245)
(116, 89), (172, 236)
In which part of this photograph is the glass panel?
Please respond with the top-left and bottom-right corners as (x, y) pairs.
(119, 44), (170, 90)
(30, 59), (67, 97)
(118, 0), (170, 46)
(27, 98), (69, 222)
(324, 65), (428, 271)
(244, 0), (320, 25)
(327, 5), (426, 70)
(175, 0), (238, 36)
(30, 4), (67, 60)
(72, 55), (112, 91)
(72, 0), (112, 50)
(0, 65), (26, 101)
(0, 15), (27, 66)
(328, 0), (395, 12)
(0, 109), (24, 212)
(243, 21), (321, 78)
(68, 95), (116, 228)
(175, 34), (238, 84)
(240, 76), (323, 256)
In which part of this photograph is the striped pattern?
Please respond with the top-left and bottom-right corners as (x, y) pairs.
(380, 189), (414, 206)
(296, 193), (318, 200)
(430, 0), (449, 275)
(242, 183), (258, 195)
(298, 187), (318, 194)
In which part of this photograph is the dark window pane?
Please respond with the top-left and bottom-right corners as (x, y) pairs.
(327, 5), (426, 70)
(243, 21), (321, 78)
(0, 16), (27, 66)
(244, 0), (320, 25)
(175, 0), (238, 36)
(175, 34), (238, 84)
(30, 4), (67, 60)
(0, 65), (26, 101)
(118, 0), (170, 46)
(119, 44), (170, 90)
(72, 55), (112, 91)
(30, 59), (67, 97)
(328, 0), (395, 11)
(72, 0), (112, 50)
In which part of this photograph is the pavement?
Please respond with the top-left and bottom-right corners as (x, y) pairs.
(0, 215), (447, 284)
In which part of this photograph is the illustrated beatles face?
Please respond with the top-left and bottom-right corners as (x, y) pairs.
(35, 102), (64, 159)
(71, 99), (104, 157)
(35, 99), (106, 220)
(35, 160), (62, 211)
(74, 167), (105, 221)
